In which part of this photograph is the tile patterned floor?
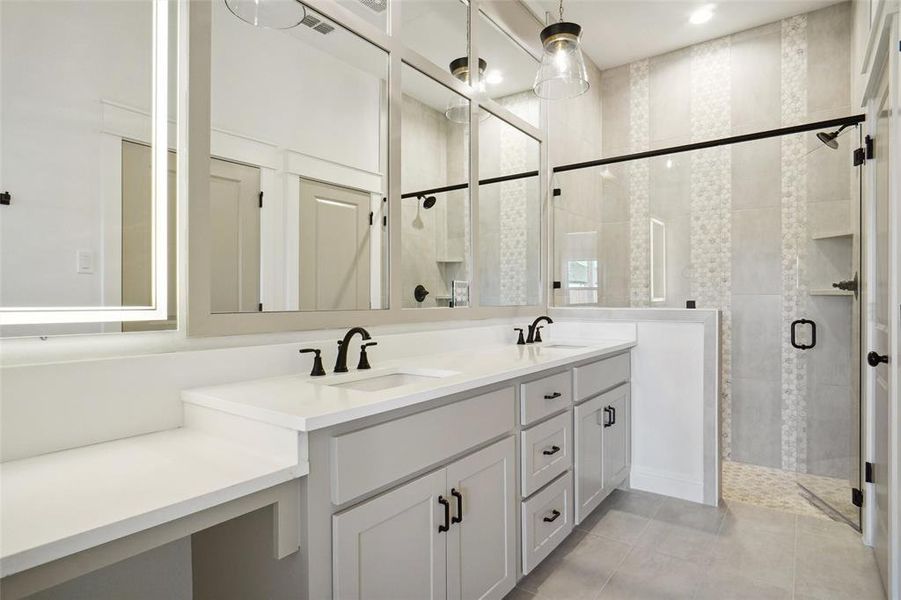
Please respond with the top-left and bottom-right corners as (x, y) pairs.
(508, 489), (885, 600)
(723, 460), (857, 524)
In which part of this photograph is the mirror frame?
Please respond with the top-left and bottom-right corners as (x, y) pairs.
(0, 0), (171, 326)
(186, 0), (549, 336)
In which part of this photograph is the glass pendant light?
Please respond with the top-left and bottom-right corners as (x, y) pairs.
(534, 0), (589, 100)
(445, 57), (490, 124)
(225, 0), (306, 29)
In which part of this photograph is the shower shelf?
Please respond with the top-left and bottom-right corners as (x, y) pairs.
(810, 288), (853, 296)
(811, 230), (853, 240)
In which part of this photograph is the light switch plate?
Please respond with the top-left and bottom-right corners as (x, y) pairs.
(76, 250), (94, 274)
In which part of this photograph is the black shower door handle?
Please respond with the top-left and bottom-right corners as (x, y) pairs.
(790, 319), (816, 350)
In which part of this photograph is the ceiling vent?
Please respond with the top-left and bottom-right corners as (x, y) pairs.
(299, 13), (335, 35)
(357, 0), (387, 13)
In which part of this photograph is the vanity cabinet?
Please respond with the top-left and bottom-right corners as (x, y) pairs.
(333, 437), (516, 600)
(574, 383), (631, 524)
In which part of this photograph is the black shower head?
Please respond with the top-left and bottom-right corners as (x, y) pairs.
(420, 195), (437, 209)
(816, 124), (850, 150)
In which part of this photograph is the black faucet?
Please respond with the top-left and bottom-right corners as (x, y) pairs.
(526, 316), (553, 344)
(334, 327), (372, 373)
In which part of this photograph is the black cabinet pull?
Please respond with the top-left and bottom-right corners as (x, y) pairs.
(610, 405), (616, 426)
(542, 445), (561, 456)
(543, 509), (561, 523)
(544, 392), (562, 400)
(867, 351), (889, 367)
(451, 488), (463, 524)
(790, 318), (816, 350)
(603, 406), (612, 427)
(438, 496), (450, 532)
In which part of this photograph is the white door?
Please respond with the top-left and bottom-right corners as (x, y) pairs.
(446, 437), (516, 600)
(299, 178), (371, 311)
(121, 141), (177, 331)
(868, 59), (892, 594)
(603, 384), (630, 489)
(574, 393), (606, 524)
(332, 469), (448, 600)
(209, 158), (261, 313)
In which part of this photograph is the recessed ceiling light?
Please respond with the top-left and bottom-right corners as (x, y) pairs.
(689, 4), (715, 25)
(485, 70), (503, 85)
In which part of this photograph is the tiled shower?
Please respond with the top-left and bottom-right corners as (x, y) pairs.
(552, 3), (860, 523)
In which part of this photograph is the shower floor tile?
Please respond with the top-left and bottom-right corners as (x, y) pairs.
(722, 460), (857, 524)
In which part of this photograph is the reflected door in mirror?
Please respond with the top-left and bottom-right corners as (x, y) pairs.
(299, 179), (371, 311)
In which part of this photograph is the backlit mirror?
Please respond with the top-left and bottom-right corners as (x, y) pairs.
(0, 0), (174, 334)
(209, 0), (388, 313)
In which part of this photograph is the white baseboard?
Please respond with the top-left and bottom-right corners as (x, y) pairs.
(629, 466), (707, 505)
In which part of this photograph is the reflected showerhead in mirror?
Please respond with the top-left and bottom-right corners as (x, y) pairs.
(816, 124), (851, 150)
(418, 194), (437, 210)
(225, 0), (307, 29)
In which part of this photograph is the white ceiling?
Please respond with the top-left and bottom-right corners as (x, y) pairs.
(524, 0), (845, 70)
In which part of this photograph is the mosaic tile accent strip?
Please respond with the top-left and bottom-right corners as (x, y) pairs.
(688, 38), (733, 460)
(628, 60), (650, 307)
(780, 14), (808, 472)
(498, 93), (540, 306)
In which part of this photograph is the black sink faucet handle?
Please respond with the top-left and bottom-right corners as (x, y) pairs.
(299, 348), (326, 377)
(535, 326), (545, 343)
(358, 342), (378, 370)
(514, 328), (526, 345)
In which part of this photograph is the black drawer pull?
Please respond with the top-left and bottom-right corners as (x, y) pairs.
(542, 445), (561, 456)
(438, 496), (450, 532)
(610, 405), (616, 426)
(543, 509), (561, 523)
(544, 392), (562, 400)
(602, 406), (612, 428)
(451, 488), (463, 524)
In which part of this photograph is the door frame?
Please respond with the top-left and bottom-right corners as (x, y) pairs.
(860, 8), (900, 599)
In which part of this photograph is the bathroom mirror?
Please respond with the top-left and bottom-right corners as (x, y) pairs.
(208, 0), (388, 313)
(0, 0), (173, 330)
(477, 10), (540, 127)
(478, 114), (542, 307)
(401, 63), (471, 308)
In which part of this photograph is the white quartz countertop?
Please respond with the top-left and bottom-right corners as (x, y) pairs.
(183, 339), (635, 432)
(0, 428), (307, 577)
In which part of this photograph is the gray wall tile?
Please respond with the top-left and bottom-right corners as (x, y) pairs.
(731, 22), (782, 132)
(732, 137), (781, 210)
(732, 377), (783, 468)
(732, 208), (782, 295)
(732, 293), (782, 380)
(649, 49), (691, 146)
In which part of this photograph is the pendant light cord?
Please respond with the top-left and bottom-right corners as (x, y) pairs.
(558, 0), (564, 22)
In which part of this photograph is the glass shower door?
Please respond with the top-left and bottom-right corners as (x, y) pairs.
(793, 128), (861, 528)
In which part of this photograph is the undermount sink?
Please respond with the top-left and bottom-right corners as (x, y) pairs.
(321, 368), (459, 392)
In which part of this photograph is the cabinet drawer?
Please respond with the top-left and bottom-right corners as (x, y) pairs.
(573, 353), (630, 402)
(331, 387), (514, 505)
(521, 410), (572, 497)
(521, 471), (573, 575)
(520, 371), (572, 426)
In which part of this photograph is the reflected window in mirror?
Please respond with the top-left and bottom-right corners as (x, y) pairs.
(477, 10), (540, 127)
(0, 0), (176, 337)
(400, 63), (471, 309)
(210, 1), (388, 313)
(478, 114), (541, 307)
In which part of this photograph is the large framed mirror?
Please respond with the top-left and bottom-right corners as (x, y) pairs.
(0, 0), (173, 331)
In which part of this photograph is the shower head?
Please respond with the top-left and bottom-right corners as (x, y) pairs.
(816, 124), (850, 150)
(419, 194), (437, 209)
